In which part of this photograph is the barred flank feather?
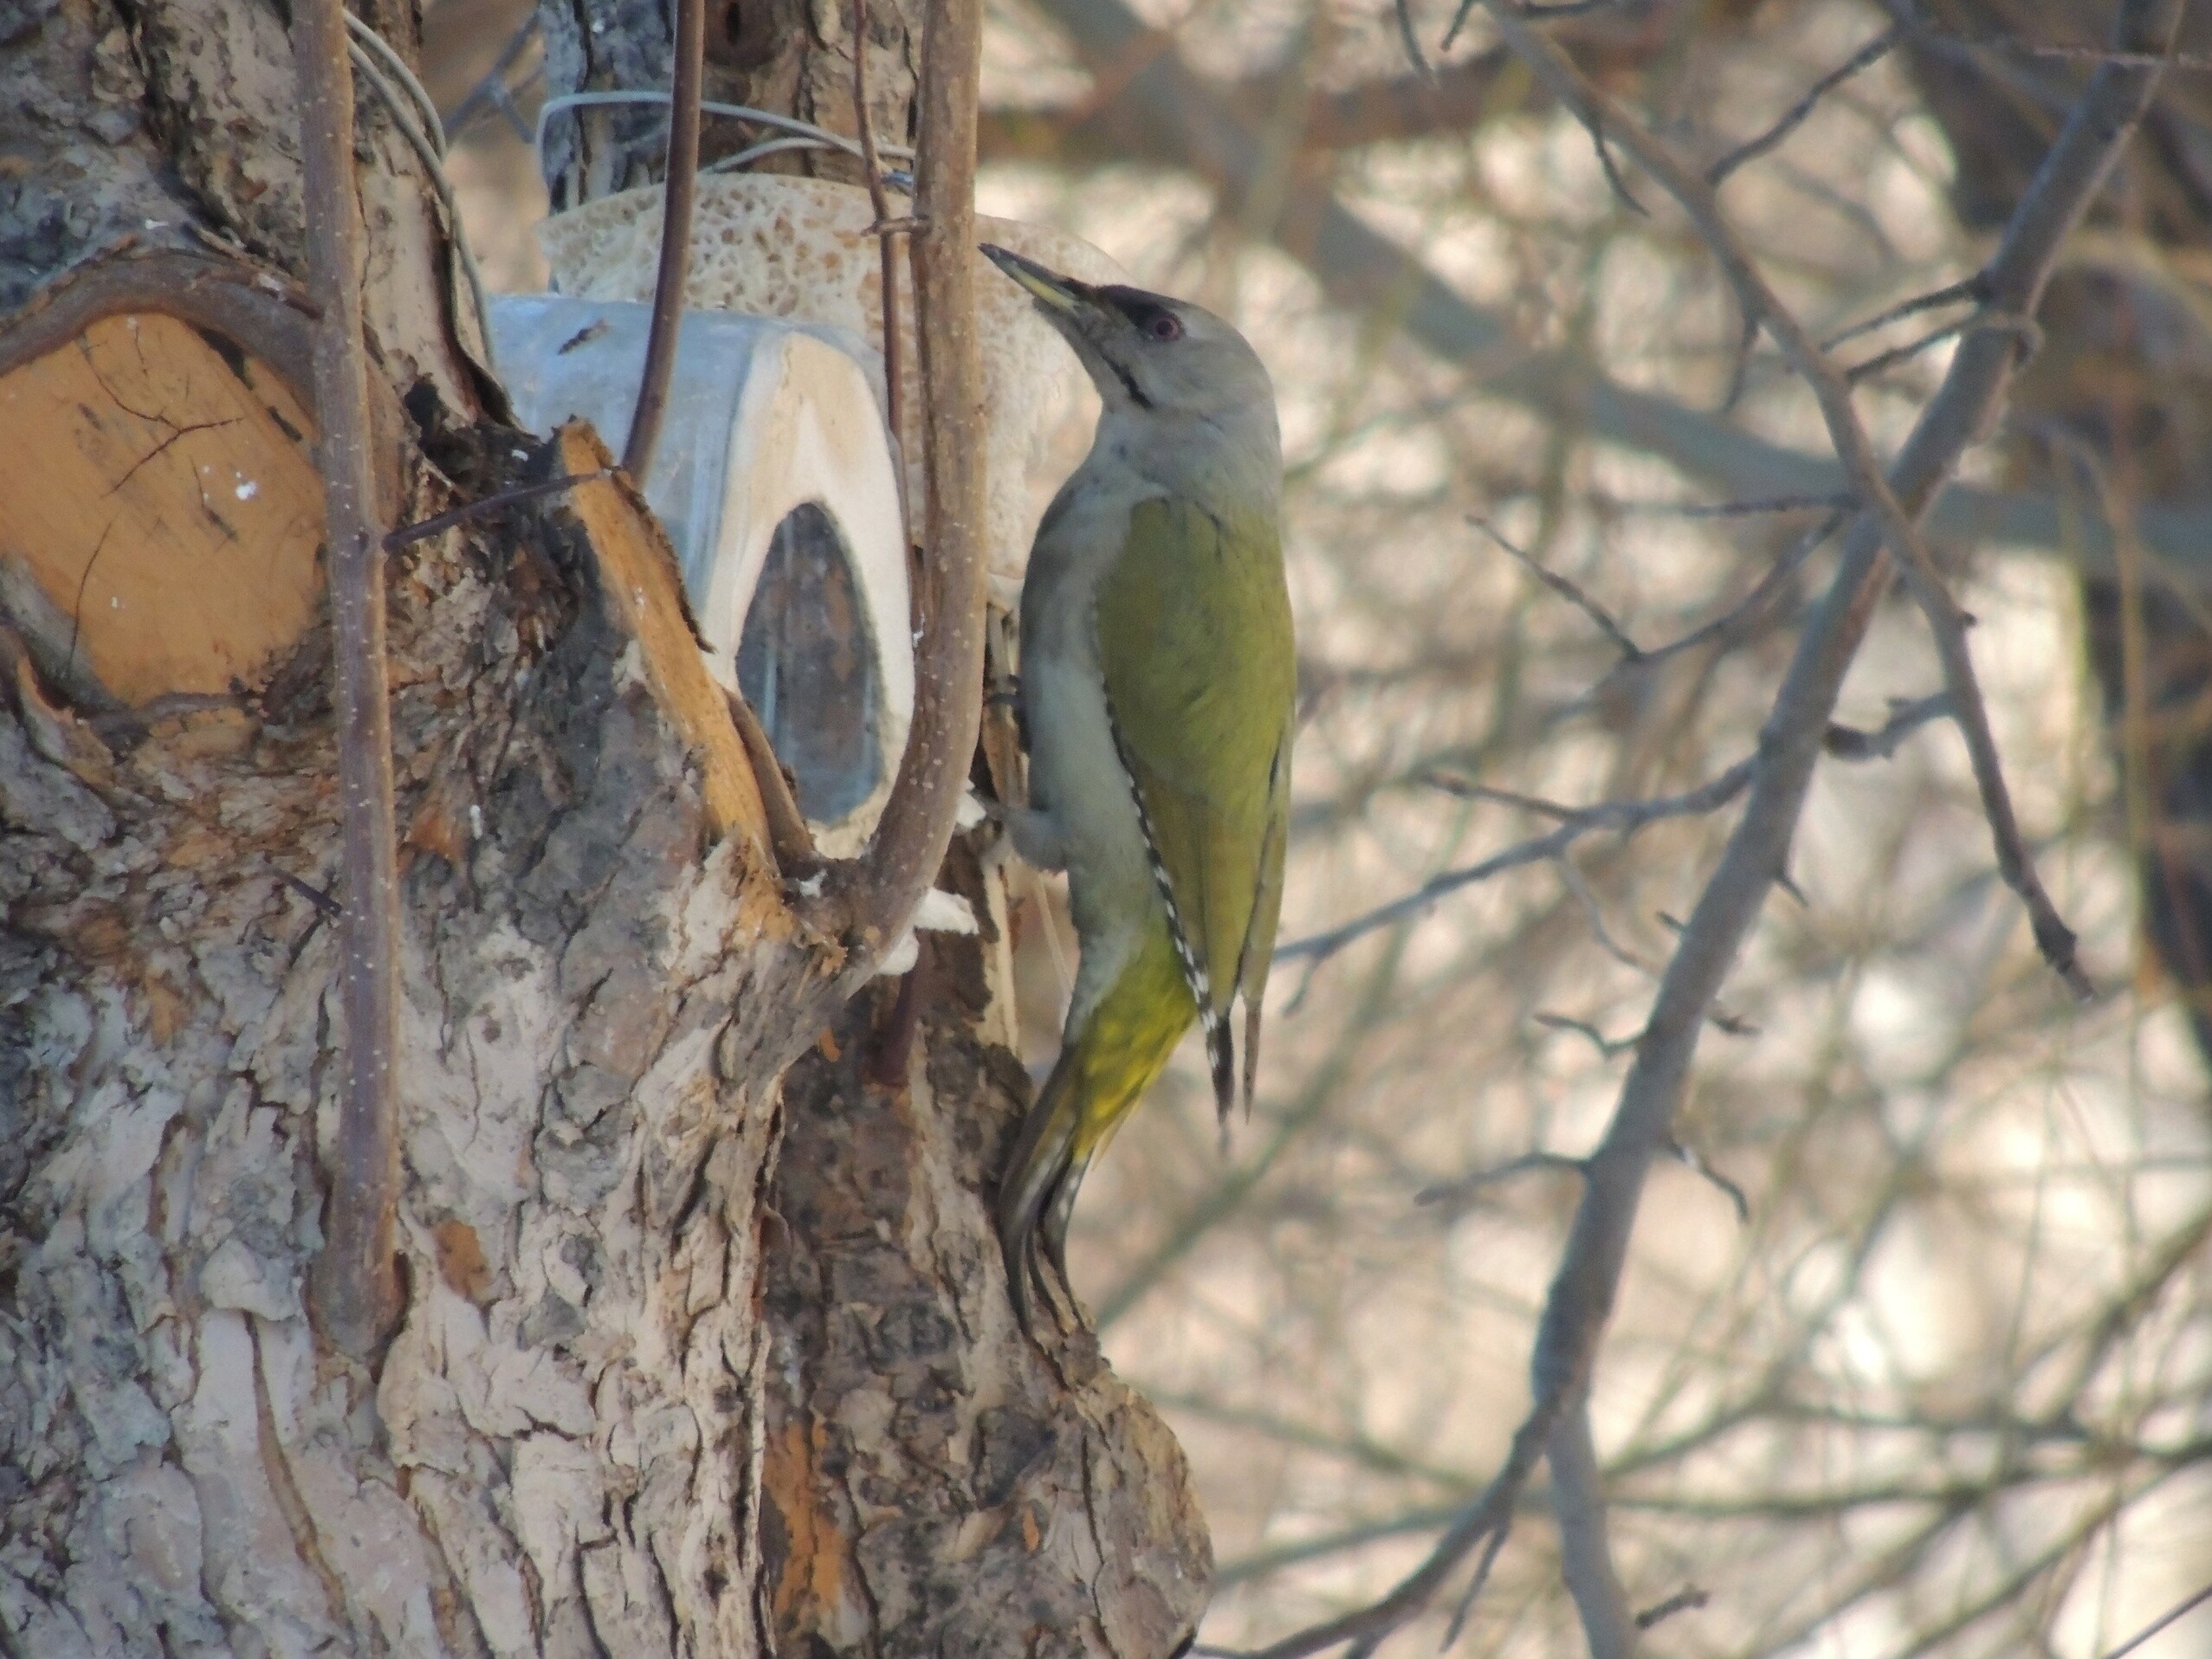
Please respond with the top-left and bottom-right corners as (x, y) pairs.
(1109, 711), (1237, 1118)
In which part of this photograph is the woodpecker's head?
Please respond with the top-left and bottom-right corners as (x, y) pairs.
(981, 243), (1277, 433)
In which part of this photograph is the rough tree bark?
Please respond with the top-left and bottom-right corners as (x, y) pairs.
(0, 2), (1206, 1655)
(539, 0), (922, 206)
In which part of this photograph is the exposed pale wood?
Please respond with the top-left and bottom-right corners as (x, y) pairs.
(726, 683), (821, 875)
(555, 420), (773, 855)
(0, 313), (324, 707)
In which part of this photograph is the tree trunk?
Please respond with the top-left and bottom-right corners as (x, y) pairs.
(538, 0), (922, 208)
(0, 3), (1206, 1655)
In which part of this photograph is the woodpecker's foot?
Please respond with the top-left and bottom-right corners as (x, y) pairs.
(1002, 803), (1069, 873)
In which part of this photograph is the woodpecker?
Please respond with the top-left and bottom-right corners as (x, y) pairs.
(983, 244), (1295, 1334)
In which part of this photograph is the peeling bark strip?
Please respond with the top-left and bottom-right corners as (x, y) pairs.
(553, 423), (773, 854)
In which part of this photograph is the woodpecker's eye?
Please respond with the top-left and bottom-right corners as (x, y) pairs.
(1147, 313), (1183, 342)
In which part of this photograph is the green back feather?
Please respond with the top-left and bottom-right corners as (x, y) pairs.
(1095, 494), (1296, 1105)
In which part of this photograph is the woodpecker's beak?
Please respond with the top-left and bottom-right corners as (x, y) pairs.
(981, 243), (1162, 410)
(980, 243), (1096, 322)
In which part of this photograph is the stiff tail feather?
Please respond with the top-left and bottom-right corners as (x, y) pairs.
(994, 926), (1200, 1338)
(995, 1047), (1083, 1339)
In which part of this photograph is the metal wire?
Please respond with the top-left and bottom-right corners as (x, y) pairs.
(345, 12), (446, 152)
(341, 17), (497, 373)
(534, 89), (915, 187)
(700, 135), (850, 174)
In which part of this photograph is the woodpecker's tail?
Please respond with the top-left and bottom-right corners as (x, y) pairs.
(994, 926), (1196, 1338)
(995, 1047), (1087, 1338)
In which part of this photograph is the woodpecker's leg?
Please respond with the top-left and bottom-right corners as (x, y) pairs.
(1002, 802), (1069, 872)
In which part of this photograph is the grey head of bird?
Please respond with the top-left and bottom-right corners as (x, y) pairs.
(981, 243), (1280, 490)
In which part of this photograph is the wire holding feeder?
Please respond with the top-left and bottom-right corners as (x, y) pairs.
(342, 12), (498, 374)
(534, 90), (915, 195)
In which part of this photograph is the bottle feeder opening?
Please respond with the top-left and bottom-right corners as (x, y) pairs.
(486, 294), (914, 852)
(737, 502), (882, 827)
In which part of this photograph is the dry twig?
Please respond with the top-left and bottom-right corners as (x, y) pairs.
(852, 0), (910, 533)
(443, 11), (540, 139)
(1706, 27), (1898, 185)
(1471, 516), (1640, 658)
(382, 471), (610, 552)
(844, 0), (988, 965)
(1244, 2), (2181, 1649)
(294, 0), (403, 1362)
(622, 0), (704, 478)
(1481, 0), (2092, 1001)
(1277, 758), (1758, 966)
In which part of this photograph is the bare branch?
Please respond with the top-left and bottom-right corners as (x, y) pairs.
(1895, 16), (2212, 75)
(853, 0), (909, 533)
(1416, 1150), (1588, 1215)
(1549, 1390), (1638, 1659)
(1533, 1010), (1637, 1060)
(1481, 0), (2092, 999)
(1612, 508), (1840, 675)
(442, 11), (540, 139)
(844, 0), (987, 964)
(1823, 691), (1952, 760)
(1394, 0), (1436, 82)
(1707, 27), (1898, 186)
(1633, 1586), (1710, 1630)
(1246, 1), (2183, 1647)
(978, 51), (1525, 166)
(294, 0), (402, 1362)
(1471, 516), (1640, 657)
(1277, 758), (1757, 966)
(1662, 492), (1853, 519)
(1663, 1138), (1750, 1223)
(1821, 276), (1983, 351)
(1019, 0), (2212, 581)
(1419, 776), (1584, 817)
(1556, 855), (1657, 976)
(1239, 1405), (1559, 1657)
(621, 0), (704, 478)
(2099, 1578), (2212, 1659)
(1841, 314), (1975, 384)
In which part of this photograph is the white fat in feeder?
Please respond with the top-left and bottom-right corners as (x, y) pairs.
(490, 294), (910, 855)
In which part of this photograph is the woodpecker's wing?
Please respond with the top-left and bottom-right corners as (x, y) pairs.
(1234, 729), (1290, 1107)
(1095, 494), (1296, 1118)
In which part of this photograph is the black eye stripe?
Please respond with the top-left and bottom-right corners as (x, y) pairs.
(1100, 287), (1180, 336)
